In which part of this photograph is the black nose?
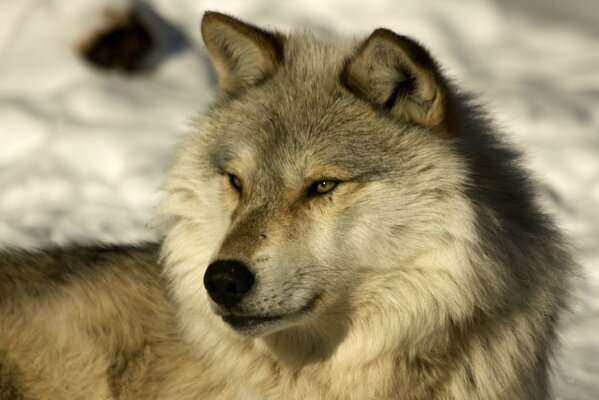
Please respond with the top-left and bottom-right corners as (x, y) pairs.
(203, 260), (255, 307)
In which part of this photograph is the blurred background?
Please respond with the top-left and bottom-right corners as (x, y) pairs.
(0, 0), (597, 398)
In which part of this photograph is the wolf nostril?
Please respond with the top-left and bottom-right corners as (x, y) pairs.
(203, 260), (255, 308)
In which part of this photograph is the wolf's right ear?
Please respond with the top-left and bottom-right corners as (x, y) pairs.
(342, 29), (448, 128)
(201, 12), (285, 95)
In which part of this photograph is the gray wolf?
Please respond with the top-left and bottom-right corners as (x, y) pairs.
(0, 11), (576, 399)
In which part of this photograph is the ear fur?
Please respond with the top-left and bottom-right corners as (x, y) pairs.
(201, 12), (285, 95)
(342, 28), (447, 128)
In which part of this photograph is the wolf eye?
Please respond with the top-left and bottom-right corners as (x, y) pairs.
(228, 174), (242, 193)
(309, 180), (339, 196)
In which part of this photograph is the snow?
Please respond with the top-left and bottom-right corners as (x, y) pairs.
(0, 0), (597, 398)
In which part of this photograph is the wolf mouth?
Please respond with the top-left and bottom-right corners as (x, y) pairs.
(222, 293), (322, 331)
(222, 314), (283, 330)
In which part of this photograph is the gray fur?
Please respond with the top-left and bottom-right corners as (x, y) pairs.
(0, 12), (576, 399)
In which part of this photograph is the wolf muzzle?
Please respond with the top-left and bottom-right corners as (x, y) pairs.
(203, 260), (255, 307)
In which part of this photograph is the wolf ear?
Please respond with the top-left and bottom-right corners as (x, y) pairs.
(342, 29), (447, 128)
(201, 12), (285, 95)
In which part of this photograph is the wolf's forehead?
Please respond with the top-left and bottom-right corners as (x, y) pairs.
(210, 100), (398, 182)
(206, 34), (411, 176)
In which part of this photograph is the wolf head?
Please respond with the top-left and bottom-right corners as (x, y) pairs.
(158, 12), (477, 338)
(156, 13), (564, 364)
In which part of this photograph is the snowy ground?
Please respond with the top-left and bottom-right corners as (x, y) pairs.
(1, 0), (597, 398)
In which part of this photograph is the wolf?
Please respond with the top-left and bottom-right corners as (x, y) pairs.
(0, 11), (576, 400)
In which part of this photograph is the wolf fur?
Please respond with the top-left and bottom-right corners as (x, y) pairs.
(0, 12), (575, 400)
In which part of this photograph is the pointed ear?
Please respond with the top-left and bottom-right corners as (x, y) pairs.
(342, 29), (447, 128)
(201, 12), (285, 95)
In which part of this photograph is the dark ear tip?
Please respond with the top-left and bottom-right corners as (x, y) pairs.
(370, 28), (395, 39)
(202, 11), (225, 20)
(200, 11), (217, 34)
(201, 11), (235, 30)
(201, 11), (218, 24)
(368, 28), (422, 50)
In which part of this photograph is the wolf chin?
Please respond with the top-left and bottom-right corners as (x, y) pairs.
(0, 12), (575, 400)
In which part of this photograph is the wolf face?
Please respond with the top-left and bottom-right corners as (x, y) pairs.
(152, 13), (574, 398)
(158, 13), (482, 342)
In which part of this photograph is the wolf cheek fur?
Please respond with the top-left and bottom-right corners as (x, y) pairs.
(1, 11), (576, 400)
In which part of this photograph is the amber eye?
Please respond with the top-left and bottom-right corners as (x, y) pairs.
(309, 180), (339, 196)
(228, 174), (242, 193)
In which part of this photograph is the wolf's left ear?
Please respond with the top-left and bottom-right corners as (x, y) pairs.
(342, 29), (447, 128)
(201, 12), (285, 95)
